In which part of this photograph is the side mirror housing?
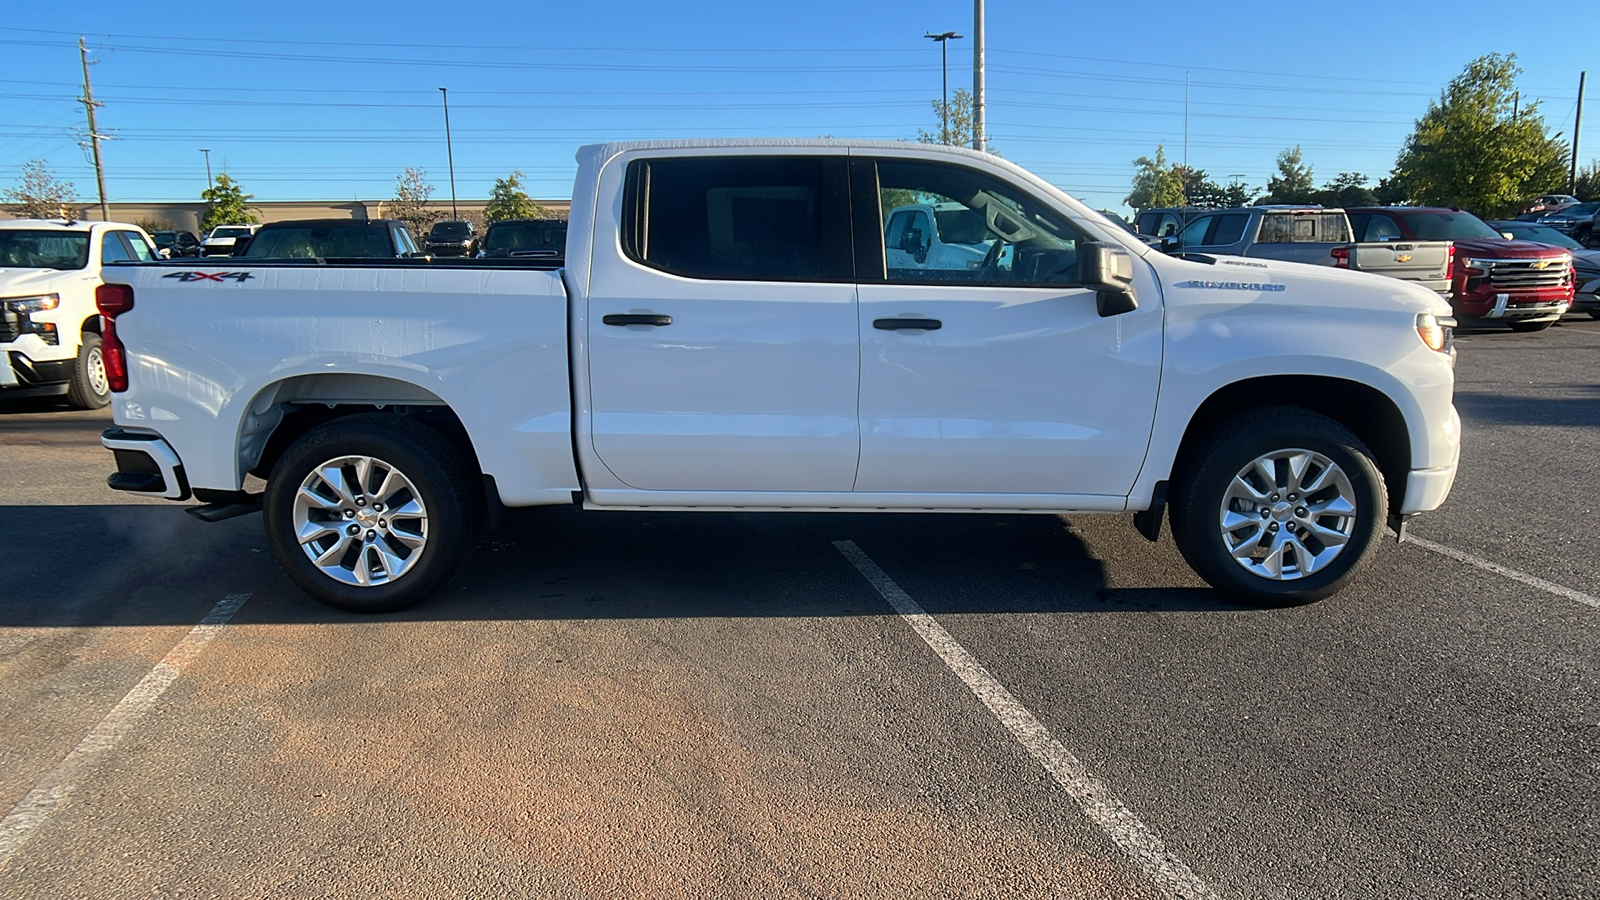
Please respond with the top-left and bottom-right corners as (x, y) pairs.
(1078, 242), (1139, 317)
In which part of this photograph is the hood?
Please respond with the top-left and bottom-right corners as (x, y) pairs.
(1572, 248), (1600, 271)
(0, 267), (77, 295)
(1157, 253), (1451, 317)
(1452, 237), (1572, 257)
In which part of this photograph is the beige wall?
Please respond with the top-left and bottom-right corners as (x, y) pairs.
(87, 199), (571, 234)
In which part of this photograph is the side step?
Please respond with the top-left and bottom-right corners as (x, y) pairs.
(185, 491), (264, 523)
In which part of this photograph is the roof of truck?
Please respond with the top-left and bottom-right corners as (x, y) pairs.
(578, 138), (993, 163)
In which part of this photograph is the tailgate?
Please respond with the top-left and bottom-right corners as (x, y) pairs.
(1348, 241), (1452, 294)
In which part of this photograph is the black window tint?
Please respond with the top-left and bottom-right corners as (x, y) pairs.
(1136, 212), (1157, 235)
(1363, 215), (1402, 242)
(1209, 213), (1249, 246)
(622, 156), (851, 282)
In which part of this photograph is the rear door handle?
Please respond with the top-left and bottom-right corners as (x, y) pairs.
(603, 314), (673, 327)
(873, 317), (942, 331)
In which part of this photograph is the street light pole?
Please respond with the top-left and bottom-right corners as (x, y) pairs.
(924, 32), (962, 145)
(439, 87), (458, 220)
(199, 148), (212, 187)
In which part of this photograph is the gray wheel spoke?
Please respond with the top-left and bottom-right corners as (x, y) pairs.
(1306, 521), (1350, 548)
(292, 453), (429, 588)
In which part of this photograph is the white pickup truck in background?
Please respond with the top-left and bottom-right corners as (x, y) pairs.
(1, 219), (160, 408)
(97, 140), (1462, 613)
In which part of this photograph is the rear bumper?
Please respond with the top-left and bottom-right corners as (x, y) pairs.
(101, 428), (191, 500)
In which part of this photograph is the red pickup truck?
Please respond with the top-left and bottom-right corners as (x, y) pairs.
(1348, 207), (1574, 332)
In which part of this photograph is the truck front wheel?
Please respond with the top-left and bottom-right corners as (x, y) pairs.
(66, 333), (111, 410)
(263, 414), (477, 613)
(1170, 408), (1387, 606)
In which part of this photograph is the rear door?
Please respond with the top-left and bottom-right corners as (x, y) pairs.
(584, 153), (861, 492)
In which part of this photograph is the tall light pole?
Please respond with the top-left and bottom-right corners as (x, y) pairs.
(199, 148), (212, 187)
(972, 0), (985, 151)
(925, 32), (962, 145)
(438, 87), (458, 220)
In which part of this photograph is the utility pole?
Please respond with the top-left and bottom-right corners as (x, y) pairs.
(972, 0), (985, 151)
(1571, 71), (1586, 195)
(78, 37), (110, 221)
(1183, 71), (1190, 204)
(439, 87), (458, 220)
(924, 32), (962, 144)
(199, 148), (212, 187)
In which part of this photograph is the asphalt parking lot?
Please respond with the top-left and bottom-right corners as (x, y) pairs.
(1, 317), (1596, 899)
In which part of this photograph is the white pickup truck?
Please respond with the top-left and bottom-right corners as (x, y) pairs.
(1, 219), (160, 408)
(97, 140), (1461, 613)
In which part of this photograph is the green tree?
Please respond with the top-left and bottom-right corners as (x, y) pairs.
(483, 171), (540, 222)
(387, 167), (441, 233)
(918, 88), (979, 148)
(1261, 146), (1316, 205)
(1125, 146), (1186, 210)
(3, 159), (78, 219)
(1573, 160), (1600, 201)
(199, 173), (258, 231)
(1311, 172), (1379, 209)
(1391, 53), (1568, 217)
(1373, 173), (1409, 205)
(1219, 177), (1258, 208)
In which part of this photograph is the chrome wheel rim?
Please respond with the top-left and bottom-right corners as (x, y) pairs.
(1219, 449), (1358, 581)
(292, 455), (428, 587)
(86, 347), (109, 396)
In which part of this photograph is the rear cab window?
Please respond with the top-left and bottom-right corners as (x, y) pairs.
(1257, 212), (1351, 243)
(621, 156), (852, 282)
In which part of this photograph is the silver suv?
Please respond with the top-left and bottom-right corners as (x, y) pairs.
(1167, 206), (1353, 265)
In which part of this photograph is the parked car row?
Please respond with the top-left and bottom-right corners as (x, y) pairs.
(1133, 204), (1581, 331)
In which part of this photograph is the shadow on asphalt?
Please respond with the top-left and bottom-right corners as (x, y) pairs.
(1, 503), (1244, 628)
(1453, 383), (1600, 428)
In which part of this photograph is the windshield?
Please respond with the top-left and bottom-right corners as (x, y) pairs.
(1497, 224), (1583, 250)
(428, 222), (470, 238)
(1402, 212), (1502, 241)
(242, 225), (394, 258)
(484, 221), (567, 252)
(212, 227), (254, 239)
(1554, 201), (1600, 217)
(0, 230), (91, 270)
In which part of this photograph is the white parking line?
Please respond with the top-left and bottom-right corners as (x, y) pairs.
(1408, 536), (1600, 610)
(0, 594), (249, 870)
(833, 541), (1219, 900)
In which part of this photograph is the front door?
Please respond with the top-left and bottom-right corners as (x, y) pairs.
(854, 158), (1163, 497)
(585, 153), (861, 492)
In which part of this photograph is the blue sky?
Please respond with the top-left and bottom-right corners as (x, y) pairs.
(2, 1), (1595, 214)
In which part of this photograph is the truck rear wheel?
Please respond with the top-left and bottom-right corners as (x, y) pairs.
(263, 414), (477, 613)
(1170, 407), (1386, 606)
(66, 333), (111, 410)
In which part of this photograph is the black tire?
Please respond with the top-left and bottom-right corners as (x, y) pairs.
(1169, 407), (1387, 606)
(263, 414), (478, 613)
(65, 333), (111, 410)
(1506, 319), (1555, 332)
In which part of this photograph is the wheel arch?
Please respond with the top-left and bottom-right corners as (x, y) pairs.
(1170, 375), (1411, 515)
(237, 373), (483, 489)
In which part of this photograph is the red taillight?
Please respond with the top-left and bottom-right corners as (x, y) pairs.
(96, 283), (134, 316)
(1331, 246), (1350, 269)
(95, 283), (133, 393)
(1447, 242), (1456, 273)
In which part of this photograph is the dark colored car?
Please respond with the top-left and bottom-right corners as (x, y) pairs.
(1535, 200), (1599, 246)
(152, 230), (200, 258)
(1347, 207), (1575, 332)
(424, 220), (478, 257)
(478, 219), (568, 260)
(239, 219), (422, 259)
(1488, 220), (1600, 318)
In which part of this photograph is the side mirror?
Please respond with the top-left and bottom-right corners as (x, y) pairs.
(1158, 236), (1177, 254)
(1501, 232), (1515, 240)
(1078, 242), (1138, 318)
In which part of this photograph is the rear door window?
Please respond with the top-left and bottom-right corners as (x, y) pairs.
(1209, 213), (1249, 246)
(622, 155), (852, 282)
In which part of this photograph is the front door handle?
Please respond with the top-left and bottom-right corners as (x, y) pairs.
(873, 317), (942, 331)
(603, 314), (673, 327)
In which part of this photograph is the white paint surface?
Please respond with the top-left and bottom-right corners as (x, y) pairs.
(1408, 536), (1600, 610)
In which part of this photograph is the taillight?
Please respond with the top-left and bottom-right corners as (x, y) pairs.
(1446, 242), (1455, 273)
(1331, 246), (1350, 268)
(95, 284), (133, 393)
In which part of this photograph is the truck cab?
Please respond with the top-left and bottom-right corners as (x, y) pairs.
(883, 202), (993, 273)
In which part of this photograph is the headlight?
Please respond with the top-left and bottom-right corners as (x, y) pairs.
(3, 293), (61, 313)
(1416, 312), (1455, 353)
(1461, 258), (1491, 275)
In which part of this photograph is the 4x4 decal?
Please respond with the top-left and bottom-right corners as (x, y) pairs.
(162, 271), (254, 283)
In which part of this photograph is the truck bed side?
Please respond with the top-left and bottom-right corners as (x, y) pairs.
(104, 263), (579, 504)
